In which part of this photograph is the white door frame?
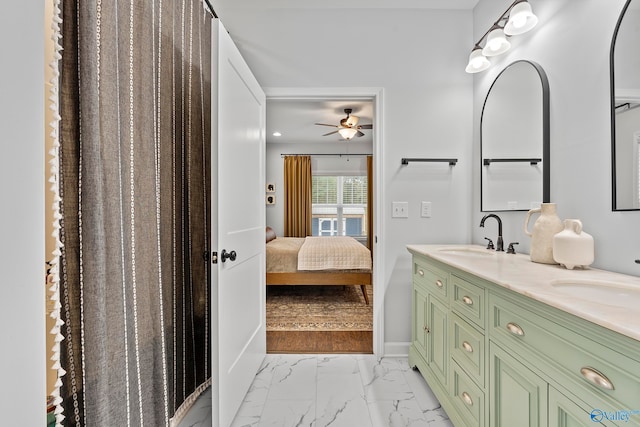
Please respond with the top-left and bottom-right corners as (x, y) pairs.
(263, 87), (385, 356)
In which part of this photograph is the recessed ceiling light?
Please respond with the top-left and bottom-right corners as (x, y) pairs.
(272, 131), (282, 137)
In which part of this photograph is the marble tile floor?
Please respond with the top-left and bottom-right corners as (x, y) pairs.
(177, 355), (452, 427)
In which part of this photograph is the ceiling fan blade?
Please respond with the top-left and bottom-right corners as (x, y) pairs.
(322, 130), (339, 136)
(315, 123), (338, 127)
(356, 131), (365, 137)
(358, 124), (373, 129)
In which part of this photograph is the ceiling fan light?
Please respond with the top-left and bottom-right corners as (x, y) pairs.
(504, 0), (538, 36)
(338, 127), (358, 140)
(346, 115), (359, 127)
(482, 26), (511, 56)
(465, 47), (491, 73)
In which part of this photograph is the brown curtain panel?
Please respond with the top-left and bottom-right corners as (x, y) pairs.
(367, 156), (374, 254)
(58, 1), (211, 425)
(283, 155), (312, 237)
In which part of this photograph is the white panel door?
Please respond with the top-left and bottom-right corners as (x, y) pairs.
(211, 19), (266, 427)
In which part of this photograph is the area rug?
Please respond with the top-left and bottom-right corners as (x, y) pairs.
(266, 285), (373, 331)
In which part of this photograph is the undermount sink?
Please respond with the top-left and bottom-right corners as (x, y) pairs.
(437, 247), (495, 257)
(550, 279), (640, 309)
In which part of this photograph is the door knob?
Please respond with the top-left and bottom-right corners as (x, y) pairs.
(221, 249), (237, 262)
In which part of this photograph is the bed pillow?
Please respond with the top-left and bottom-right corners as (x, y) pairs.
(266, 226), (277, 243)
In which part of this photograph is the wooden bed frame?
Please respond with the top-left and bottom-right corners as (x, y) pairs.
(266, 271), (372, 304)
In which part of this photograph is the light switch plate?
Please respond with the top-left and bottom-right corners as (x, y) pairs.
(421, 201), (432, 218)
(392, 201), (409, 218)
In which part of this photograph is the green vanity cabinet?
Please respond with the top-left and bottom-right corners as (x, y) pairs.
(410, 257), (450, 395)
(408, 248), (640, 427)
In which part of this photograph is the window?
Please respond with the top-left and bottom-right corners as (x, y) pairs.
(312, 176), (367, 241)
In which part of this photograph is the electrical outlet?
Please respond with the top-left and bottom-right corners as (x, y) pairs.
(421, 201), (432, 218)
(392, 201), (409, 218)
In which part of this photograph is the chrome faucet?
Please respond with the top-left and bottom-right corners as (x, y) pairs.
(480, 214), (504, 251)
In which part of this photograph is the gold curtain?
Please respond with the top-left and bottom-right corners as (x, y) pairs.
(284, 155), (312, 237)
(367, 156), (374, 254)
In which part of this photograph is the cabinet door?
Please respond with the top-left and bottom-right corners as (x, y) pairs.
(549, 387), (615, 427)
(412, 284), (429, 356)
(427, 294), (449, 387)
(490, 342), (547, 427)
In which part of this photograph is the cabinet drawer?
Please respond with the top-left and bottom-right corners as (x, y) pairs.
(451, 274), (485, 328)
(413, 257), (448, 301)
(450, 313), (485, 387)
(451, 361), (485, 427)
(490, 293), (640, 411)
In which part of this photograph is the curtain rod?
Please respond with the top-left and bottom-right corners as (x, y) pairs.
(280, 154), (371, 157)
(203, 0), (218, 18)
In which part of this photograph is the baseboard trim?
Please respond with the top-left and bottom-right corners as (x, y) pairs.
(383, 341), (410, 357)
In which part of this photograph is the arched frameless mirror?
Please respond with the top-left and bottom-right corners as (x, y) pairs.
(611, 0), (640, 211)
(481, 60), (550, 212)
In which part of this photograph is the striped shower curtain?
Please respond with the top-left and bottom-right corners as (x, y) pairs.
(56, 0), (211, 425)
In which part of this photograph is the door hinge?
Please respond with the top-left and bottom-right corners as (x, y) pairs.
(211, 251), (218, 264)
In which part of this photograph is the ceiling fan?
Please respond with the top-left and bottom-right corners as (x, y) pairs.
(315, 108), (373, 140)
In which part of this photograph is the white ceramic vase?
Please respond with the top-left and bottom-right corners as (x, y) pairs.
(552, 219), (594, 270)
(523, 203), (563, 264)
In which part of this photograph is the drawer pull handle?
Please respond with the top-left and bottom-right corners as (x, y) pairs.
(506, 322), (524, 336)
(580, 367), (614, 390)
(461, 392), (473, 406)
(435, 279), (443, 288)
(418, 269), (424, 277)
(462, 341), (473, 353)
(462, 296), (473, 305)
(423, 325), (430, 334)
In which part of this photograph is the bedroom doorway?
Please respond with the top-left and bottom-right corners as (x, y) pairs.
(263, 88), (383, 354)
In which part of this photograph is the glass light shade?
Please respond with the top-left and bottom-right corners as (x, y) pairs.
(338, 127), (358, 140)
(504, 1), (538, 35)
(465, 48), (491, 73)
(346, 115), (359, 127)
(482, 27), (511, 56)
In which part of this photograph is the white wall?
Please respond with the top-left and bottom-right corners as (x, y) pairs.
(471, 0), (640, 276)
(215, 6), (474, 349)
(0, 2), (46, 424)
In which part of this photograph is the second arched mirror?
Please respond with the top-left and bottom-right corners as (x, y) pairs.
(611, 0), (640, 211)
(481, 60), (550, 212)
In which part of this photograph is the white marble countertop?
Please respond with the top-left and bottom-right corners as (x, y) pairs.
(407, 244), (640, 343)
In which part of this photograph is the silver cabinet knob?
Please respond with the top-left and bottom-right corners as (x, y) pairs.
(462, 296), (473, 305)
(435, 279), (443, 288)
(462, 341), (473, 353)
(418, 269), (424, 276)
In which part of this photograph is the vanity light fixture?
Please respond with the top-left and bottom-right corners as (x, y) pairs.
(465, 0), (538, 73)
(465, 45), (491, 73)
(504, 0), (538, 35)
(482, 25), (511, 56)
(338, 127), (358, 140)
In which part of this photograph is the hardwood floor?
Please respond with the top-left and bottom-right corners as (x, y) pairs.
(267, 330), (373, 354)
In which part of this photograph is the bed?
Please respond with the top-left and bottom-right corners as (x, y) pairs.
(265, 227), (372, 304)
